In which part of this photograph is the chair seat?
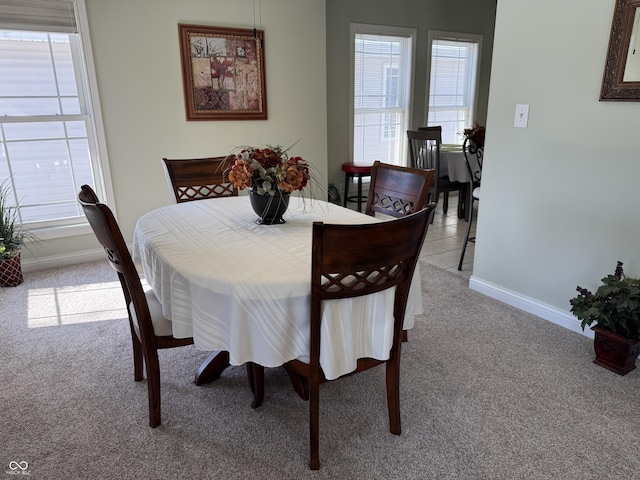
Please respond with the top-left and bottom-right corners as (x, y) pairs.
(129, 285), (173, 337)
(341, 162), (373, 175)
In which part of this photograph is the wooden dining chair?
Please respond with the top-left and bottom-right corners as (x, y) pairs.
(364, 161), (435, 342)
(365, 160), (435, 218)
(457, 136), (483, 270)
(252, 204), (436, 470)
(407, 128), (463, 216)
(162, 156), (237, 203)
(78, 185), (195, 427)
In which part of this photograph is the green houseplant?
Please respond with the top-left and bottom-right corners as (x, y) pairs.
(570, 261), (640, 375)
(0, 179), (39, 287)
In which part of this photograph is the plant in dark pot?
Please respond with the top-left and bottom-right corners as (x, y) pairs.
(570, 261), (640, 375)
(0, 179), (39, 287)
(226, 144), (311, 224)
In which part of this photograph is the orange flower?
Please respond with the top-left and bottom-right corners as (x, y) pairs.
(278, 165), (304, 192)
(228, 159), (254, 190)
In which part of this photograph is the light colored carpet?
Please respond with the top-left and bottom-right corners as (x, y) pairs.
(1, 260), (639, 479)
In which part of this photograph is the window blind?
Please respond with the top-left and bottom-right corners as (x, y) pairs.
(0, 0), (76, 34)
(427, 35), (479, 144)
(353, 30), (412, 165)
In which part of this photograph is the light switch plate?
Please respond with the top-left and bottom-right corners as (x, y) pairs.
(514, 104), (529, 128)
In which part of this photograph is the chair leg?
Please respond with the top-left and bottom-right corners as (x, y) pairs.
(144, 349), (162, 428)
(343, 173), (350, 208)
(458, 198), (475, 271)
(309, 379), (320, 470)
(465, 185), (473, 222)
(356, 175), (363, 212)
(283, 363), (309, 400)
(246, 362), (265, 409)
(386, 355), (401, 435)
(402, 330), (408, 342)
(131, 330), (144, 382)
(442, 191), (449, 214)
(457, 185), (467, 219)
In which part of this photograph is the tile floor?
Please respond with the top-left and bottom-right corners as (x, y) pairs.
(420, 191), (475, 279)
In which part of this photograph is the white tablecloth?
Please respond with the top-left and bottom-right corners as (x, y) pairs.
(440, 150), (480, 183)
(132, 197), (423, 380)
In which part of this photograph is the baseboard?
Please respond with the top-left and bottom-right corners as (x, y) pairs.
(21, 248), (106, 273)
(468, 275), (593, 339)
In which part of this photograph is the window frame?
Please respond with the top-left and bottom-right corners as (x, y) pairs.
(0, 0), (114, 241)
(425, 30), (482, 145)
(350, 23), (416, 166)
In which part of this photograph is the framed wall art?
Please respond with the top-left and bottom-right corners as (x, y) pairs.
(178, 24), (267, 120)
(600, 0), (640, 101)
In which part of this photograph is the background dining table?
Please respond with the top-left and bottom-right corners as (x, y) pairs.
(439, 146), (478, 183)
(132, 196), (424, 382)
(439, 145), (481, 221)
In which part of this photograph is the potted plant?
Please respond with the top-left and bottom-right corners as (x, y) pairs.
(570, 261), (640, 375)
(0, 179), (39, 287)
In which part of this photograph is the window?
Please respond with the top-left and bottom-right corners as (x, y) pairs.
(426, 31), (481, 145)
(0, 0), (112, 238)
(351, 24), (415, 165)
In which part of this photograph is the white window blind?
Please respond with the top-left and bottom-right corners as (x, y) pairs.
(427, 32), (481, 145)
(0, 0), (76, 33)
(0, 0), (111, 235)
(352, 25), (414, 165)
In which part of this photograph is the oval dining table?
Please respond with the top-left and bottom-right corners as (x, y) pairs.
(132, 196), (424, 388)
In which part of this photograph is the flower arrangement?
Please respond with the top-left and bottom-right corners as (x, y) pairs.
(460, 122), (485, 148)
(570, 261), (640, 339)
(227, 145), (310, 196)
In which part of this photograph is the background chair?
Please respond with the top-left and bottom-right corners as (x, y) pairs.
(78, 185), (194, 427)
(365, 161), (435, 218)
(341, 162), (373, 212)
(265, 205), (436, 470)
(162, 156), (237, 203)
(364, 160), (435, 343)
(457, 137), (483, 270)
(408, 128), (463, 216)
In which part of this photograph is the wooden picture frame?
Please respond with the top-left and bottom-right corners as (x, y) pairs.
(600, 0), (640, 101)
(178, 24), (267, 120)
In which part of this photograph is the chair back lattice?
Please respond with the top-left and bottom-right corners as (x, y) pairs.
(311, 204), (435, 325)
(365, 161), (435, 218)
(162, 156), (237, 203)
(407, 128), (441, 173)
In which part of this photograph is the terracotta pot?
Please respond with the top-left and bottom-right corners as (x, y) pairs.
(591, 326), (640, 376)
(0, 253), (24, 287)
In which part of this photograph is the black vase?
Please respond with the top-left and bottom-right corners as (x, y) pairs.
(249, 187), (291, 224)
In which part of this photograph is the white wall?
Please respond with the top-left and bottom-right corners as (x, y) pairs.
(472, 0), (640, 333)
(24, 0), (327, 267)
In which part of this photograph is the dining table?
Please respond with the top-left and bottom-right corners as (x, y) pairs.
(439, 146), (478, 183)
(439, 145), (481, 221)
(132, 196), (424, 384)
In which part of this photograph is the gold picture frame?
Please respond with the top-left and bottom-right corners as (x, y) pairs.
(178, 24), (267, 120)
